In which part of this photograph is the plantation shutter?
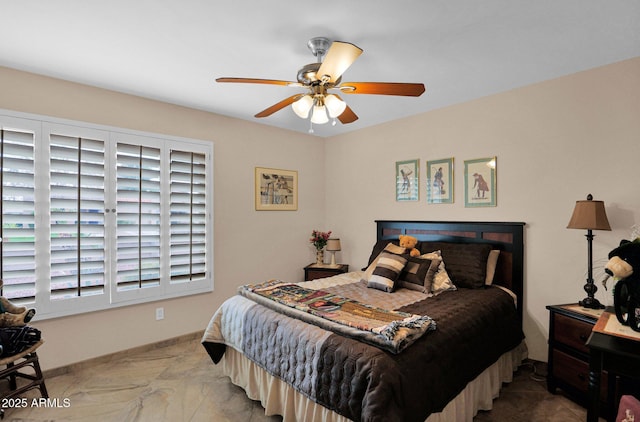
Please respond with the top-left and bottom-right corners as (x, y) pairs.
(169, 150), (207, 283)
(1, 111), (212, 319)
(0, 127), (37, 304)
(115, 143), (161, 291)
(49, 134), (106, 299)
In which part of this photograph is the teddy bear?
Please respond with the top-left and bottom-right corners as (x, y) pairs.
(0, 279), (36, 328)
(398, 234), (420, 257)
(604, 238), (640, 332)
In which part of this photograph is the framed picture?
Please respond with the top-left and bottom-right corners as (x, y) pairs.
(395, 159), (419, 201)
(464, 157), (496, 207)
(255, 167), (298, 211)
(426, 158), (454, 204)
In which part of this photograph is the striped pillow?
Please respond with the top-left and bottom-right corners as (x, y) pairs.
(361, 243), (408, 282)
(367, 251), (407, 292)
(397, 255), (439, 293)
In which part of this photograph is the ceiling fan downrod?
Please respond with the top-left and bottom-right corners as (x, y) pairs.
(307, 37), (331, 62)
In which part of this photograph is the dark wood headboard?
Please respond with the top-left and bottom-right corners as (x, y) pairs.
(376, 220), (525, 324)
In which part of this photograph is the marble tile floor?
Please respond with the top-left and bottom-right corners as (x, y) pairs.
(1, 335), (598, 422)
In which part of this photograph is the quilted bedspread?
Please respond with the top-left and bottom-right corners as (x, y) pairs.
(202, 273), (523, 422)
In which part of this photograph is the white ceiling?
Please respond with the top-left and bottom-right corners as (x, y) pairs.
(2, 1), (639, 137)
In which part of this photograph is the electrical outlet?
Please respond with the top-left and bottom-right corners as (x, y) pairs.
(155, 307), (164, 320)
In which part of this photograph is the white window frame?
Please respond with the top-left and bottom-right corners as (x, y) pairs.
(1, 109), (214, 320)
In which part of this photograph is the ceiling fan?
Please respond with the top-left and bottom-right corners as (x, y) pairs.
(216, 37), (426, 132)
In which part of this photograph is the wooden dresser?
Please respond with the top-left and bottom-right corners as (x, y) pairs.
(547, 304), (608, 405)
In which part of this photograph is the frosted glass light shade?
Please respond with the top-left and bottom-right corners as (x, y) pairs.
(311, 105), (329, 124)
(324, 94), (346, 118)
(291, 95), (313, 118)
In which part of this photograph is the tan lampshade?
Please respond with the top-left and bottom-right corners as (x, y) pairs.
(567, 194), (611, 231)
(326, 238), (341, 252)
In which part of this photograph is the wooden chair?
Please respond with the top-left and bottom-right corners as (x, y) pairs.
(0, 340), (48, 419)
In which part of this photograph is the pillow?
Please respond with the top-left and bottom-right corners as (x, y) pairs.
(362, 243), (407, 281)
(421, 251), (456, 294)
(419, 242), (492, 289)
(397, 255), (439, 293)
(365, 239), (412, 268)
(366, 251), (407, 292)
(365, 239), (395, 267)
(485, 250), (501, 285)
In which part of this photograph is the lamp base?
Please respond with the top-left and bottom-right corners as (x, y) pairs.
(328, 251), (339, 268)
(579, 297), (605, 309)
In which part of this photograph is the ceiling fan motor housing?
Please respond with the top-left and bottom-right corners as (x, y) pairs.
(297, 63), (321, 85)
(296, 63), (343, 86)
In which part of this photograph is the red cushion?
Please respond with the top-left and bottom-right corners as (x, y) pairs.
(617, 395), (640, 422)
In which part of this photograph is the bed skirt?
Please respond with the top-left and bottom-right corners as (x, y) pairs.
(221, 341), (528, 422)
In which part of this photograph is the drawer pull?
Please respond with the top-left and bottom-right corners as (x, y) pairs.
(578, 373), (586, 381)
(579, 333), (588, 341)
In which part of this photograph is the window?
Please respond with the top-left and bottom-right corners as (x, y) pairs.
(0, 112), (213, 319)
(0, 118), (38, 304)
(49, 132), (106, 300)
(170, 150), (207, 283)
(115, 142), (161, 292)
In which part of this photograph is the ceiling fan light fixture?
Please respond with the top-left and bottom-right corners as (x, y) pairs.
(324, 94), (346, 118)
(311, 105), (329, 124)
(291, 95), (313, 118)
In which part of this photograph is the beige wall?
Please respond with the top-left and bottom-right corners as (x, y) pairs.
(0, 67), (325, 370)
(0, 57), (638, 367)
(325, 57), (640, 361)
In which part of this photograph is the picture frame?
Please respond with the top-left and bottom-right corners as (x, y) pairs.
(426, 158), (454, 204)
(464, 157), (497, 207)
(255, 167), (298, 211)
(395, 159), (419, 201)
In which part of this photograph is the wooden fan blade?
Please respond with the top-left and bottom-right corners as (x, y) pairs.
(337, 105), (358, 124)
(216, 77), (300, 86)
(255, 95), (303, 118)
(317, 41), (363, 84)
(339, 82), (425, 96)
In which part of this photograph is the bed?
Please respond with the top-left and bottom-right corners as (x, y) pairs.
(202, 220), (527, 422)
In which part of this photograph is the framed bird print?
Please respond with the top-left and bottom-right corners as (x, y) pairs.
(464, 157), (496, 207)
(395, 159), (419, 201)
(255, 167), (298, 210)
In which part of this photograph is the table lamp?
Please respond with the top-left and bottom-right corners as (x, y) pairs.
(567, 194), (611, 309)
(326, 238), (341, 268)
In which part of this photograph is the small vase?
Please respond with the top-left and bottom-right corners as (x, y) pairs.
(316, 249), (324, 265)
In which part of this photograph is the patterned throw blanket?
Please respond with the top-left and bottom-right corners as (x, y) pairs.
(240, 280), (436, 353)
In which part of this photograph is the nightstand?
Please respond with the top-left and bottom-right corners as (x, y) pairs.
(586, 319), (640, 422)
(547, 304), (609, 405)
(304, 264), (349, 281)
